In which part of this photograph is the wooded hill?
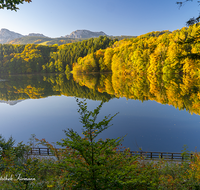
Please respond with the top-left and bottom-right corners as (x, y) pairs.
(73, 24), (200, 75)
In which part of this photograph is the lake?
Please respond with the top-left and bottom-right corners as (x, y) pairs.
(0, 73), (200, 153)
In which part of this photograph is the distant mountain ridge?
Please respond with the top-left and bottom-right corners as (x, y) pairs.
(64, 30), (107, 38)
(0, 29), (110, 45)
(28, 33), (47, 37)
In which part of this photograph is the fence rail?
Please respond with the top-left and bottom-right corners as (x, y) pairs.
(28, 148), (194, 160)
(28, 148), (55, 156)
(129, 151), (193, 160)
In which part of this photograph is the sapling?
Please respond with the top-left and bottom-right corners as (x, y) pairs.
(38, 99), (139, 189)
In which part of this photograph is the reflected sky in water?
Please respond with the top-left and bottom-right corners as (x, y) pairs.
(0, 95), (200, 152)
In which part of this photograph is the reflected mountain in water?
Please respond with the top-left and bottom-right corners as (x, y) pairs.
(0, 100), (23, 105)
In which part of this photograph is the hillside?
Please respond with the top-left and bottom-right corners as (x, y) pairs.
(8, 36), (83, 45)
(8, 36), (135, 45)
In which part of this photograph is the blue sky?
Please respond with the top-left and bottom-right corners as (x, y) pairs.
(0, 0), (199, 37)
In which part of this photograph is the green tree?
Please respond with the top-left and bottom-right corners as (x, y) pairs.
(39, 99), (138, 189)
(0, 0), (32, 11)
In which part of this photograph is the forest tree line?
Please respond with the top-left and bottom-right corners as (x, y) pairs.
(0, 44), (57, 74)
(0, 36), (117, 75)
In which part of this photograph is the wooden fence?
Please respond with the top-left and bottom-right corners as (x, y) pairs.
(28, 148), (194, 160)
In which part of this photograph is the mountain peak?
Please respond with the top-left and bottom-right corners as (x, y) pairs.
(0, 28), (24, 44)
(27, 33), (47, 37)
(65, 29), (107, 39)
(1, 28), (9, 31)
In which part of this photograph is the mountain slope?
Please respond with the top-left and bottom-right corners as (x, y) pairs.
(0, 28), (24, 44)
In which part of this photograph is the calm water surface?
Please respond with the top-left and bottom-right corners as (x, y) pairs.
(0, 73), (199, 152)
